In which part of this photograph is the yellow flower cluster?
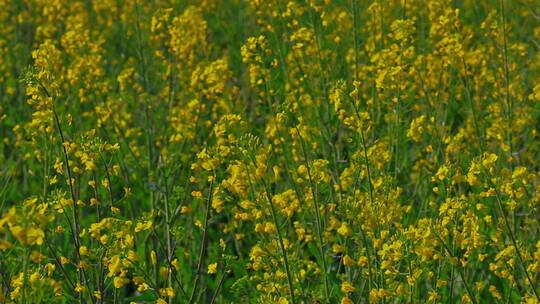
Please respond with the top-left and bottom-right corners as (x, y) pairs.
(1, 0), (540, 303)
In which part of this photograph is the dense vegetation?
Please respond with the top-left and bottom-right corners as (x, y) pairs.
(1, 0), (540, 303)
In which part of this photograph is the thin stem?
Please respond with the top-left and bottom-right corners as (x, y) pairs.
(246, 152), (296, 304)
(189, 174), (215, 304)
(350, 0), (375, 292)
(294, 127), (330, 303)
(39, 81), (95, 304)
(499, 0), (514, 166)
(434, 232), (478, 304)
(490, 180), (540, 301)
(210, 270), (227, 304)
(260, 177), (297, 304)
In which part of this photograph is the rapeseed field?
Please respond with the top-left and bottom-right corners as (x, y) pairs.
(1, 0), (540, 303)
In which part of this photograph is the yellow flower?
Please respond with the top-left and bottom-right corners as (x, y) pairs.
(172, 258), (180, 270)
(341, 297), (354, 304)
(29, 271), (41, 284)
(433, 165), (449, 182)
(75, 283), (85, 293)
(332, 244), (345, 253)
(114, 276), (129, 289)
(159, 287), (175, 298)
(107, 255), (122, 277)
(207, 262), (218, 274)
(337, 222), (352, 237)
(79, 246), (88, 256)
(428, 290), (439, 302)
(9, 224), (44, 246)
(45, 263), (55, 276)
(135, 220), (153, 232)
(138, 283), (150, 292)
(191, 191), (203, 199)
(341, 281), (356, 293)
(60, 256), (70, 265)
(343, 255), (355, 267)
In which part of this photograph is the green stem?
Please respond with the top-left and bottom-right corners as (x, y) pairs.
(294, 127), (330, 303)
(189, 174), (215, 304)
